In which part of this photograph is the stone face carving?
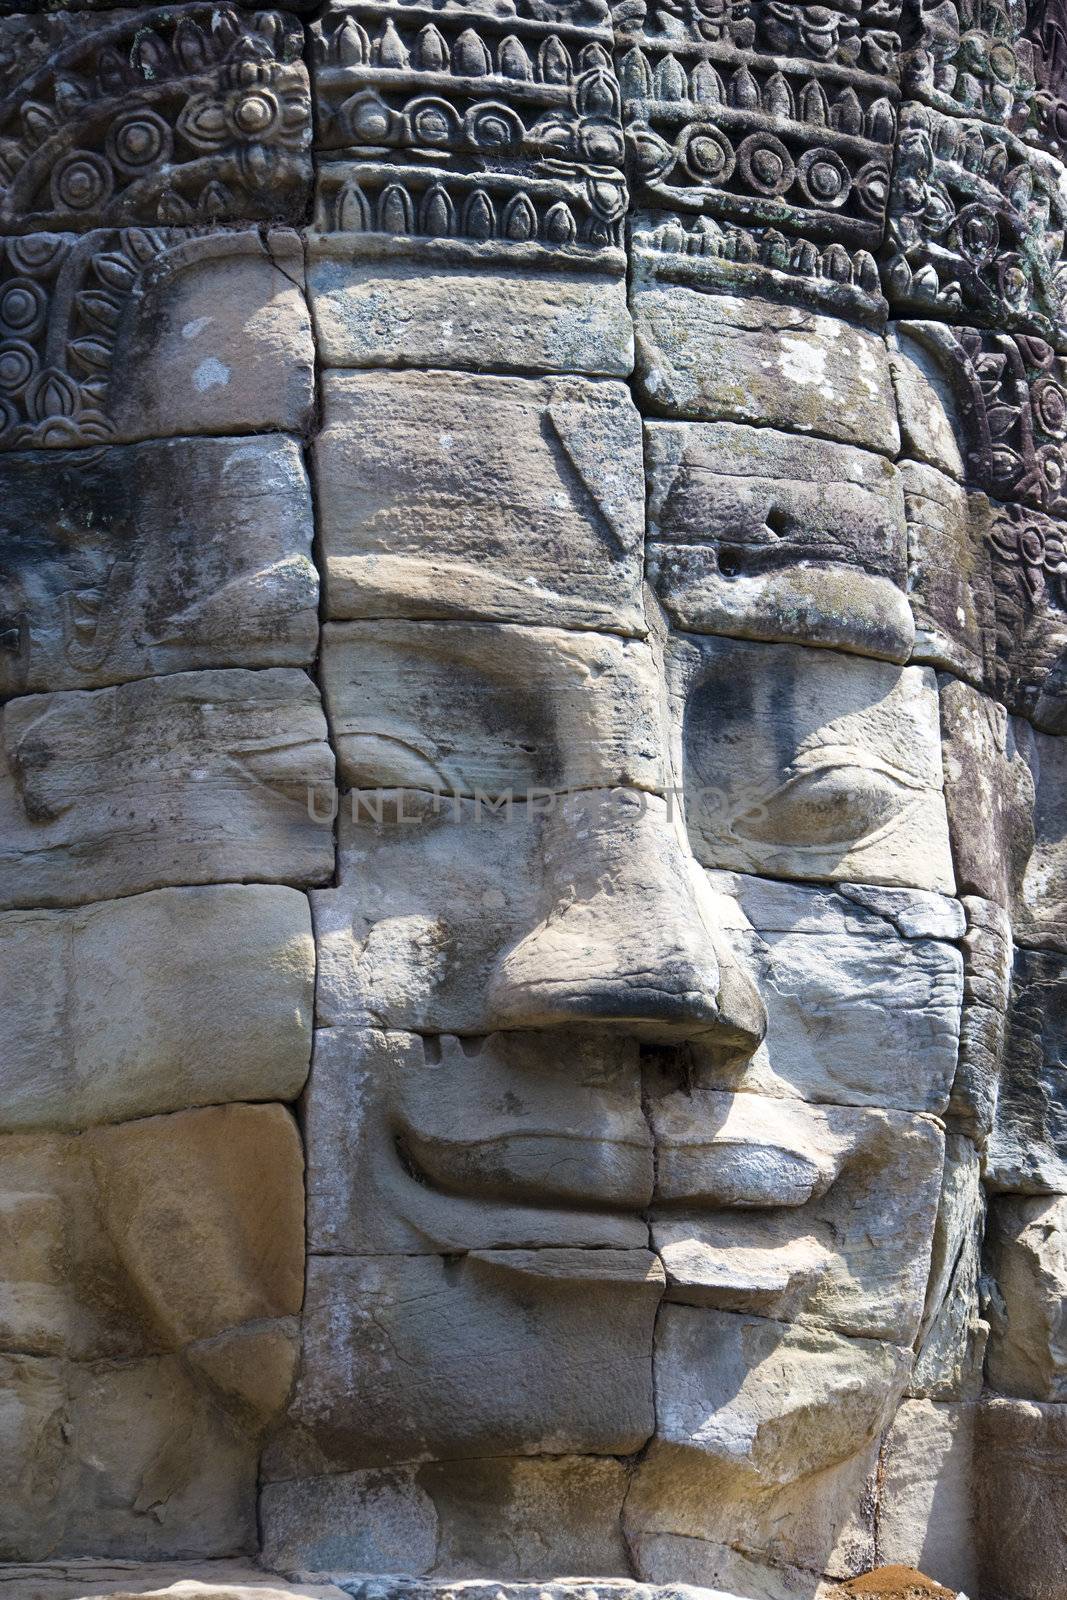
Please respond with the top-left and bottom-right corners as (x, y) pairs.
(0, 435), (317, 693)
(3, 0), (1067, 1595)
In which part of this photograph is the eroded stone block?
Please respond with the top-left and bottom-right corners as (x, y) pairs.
(951, 895), (1012, 1141)
(0, 435), (316, 694)
(308, 242), (632, 377)
(671, 636), (955, 893)
(0, 7), (311, 233)
(0, 884), (313, 1131)
(648, 1091), (944, 1344)
(1017, 726), (1067, 953)
(315, 370), (644, 631)
(632, 278), (900, 453)
(976, 1398), (1067, 1600)
(261, 1456), (631, 1577)
(988, 945), (1067, 1192)
(0, 229), (314, 451)
(910, 1135), (987, 1398)
(704, 873), (963, 1113)
(877, 1400), (978, 1597)
(986, 1193), (1067, 1399)
(0, 667), (334, 909)
(305, 1027), (652, 1254)
(267, 1248), (664, 1475)
(645, 421), (912, 661)
(905, 464), (1067, 730)
(625, 1306), (909, 1585)
(939, 681), (1036, 909)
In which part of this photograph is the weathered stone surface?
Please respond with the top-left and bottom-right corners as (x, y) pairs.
(313, 788), (764, 1048)
(0, 1104), (303, 1359)
(976, 1398), (1067, 1600)
(648, 1090), (944, 1343)
(904, 463), (1067, 730)
(671, 636), (955, 893)
(938, 681), (1035, 909)
(625, 1307), (909, 1587)
(0, 884), (313, 1130)
(645, 422), (912, 661)
(0, 229), (315, 450)
(901, 0), (1057, 150)
(910, 1136), (987, 1398)
(0, 1352), (260, 1560)
(0, 668), (334, 909)
(0, 1105), (302, 1560)
(988, 945), (1067, 1192)
(0, 8), (312, 232)
(986, 1193), (1067, 1399)
(321, 621), (664, 795)
(266, 1248), (664, 1475)
(262, 1456), (631, 1578)
(307, 243), (632, 378)
(0, 435), (317, 695)
(876, 1401), (978, 1597)
(315, 370), (644, 631)
(305, 1027), (651, 1253)
(1016, 725), (1067, 953)
(632, 279), (901, 454)
(704, 873), (963, 1114)
(886, 328), (967, 482)
(950, 896), (1012, 1141)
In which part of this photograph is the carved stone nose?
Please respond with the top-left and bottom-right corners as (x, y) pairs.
(485, 790), (767, 1051)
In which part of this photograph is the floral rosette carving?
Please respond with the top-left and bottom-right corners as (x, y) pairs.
(884, 105), (1067, 342)
(990, 512), (1067, 602)
(0, 6), (311, 231)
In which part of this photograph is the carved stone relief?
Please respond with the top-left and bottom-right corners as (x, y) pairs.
(0, 0), (1066, 1596)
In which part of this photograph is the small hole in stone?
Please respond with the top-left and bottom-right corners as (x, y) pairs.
(765, 508), (789, 538)
(718, 546), (743, 577)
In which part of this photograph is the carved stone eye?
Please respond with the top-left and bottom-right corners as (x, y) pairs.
(464, 102), (524, 152)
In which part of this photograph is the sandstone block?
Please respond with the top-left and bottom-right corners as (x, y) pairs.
(304, 1027), (651, 1254)
(976, 1398), (1067, 1600)
(950, 896), (1012, 1141)
(632, 279), (900, 454)
(0, 884), (314, 1130)
(0, 668), (334, 909)
(307, 241), (632, 377)
(261, 1456), (631, 1578)
(648, 1091), (944, 1344)
(0, 1572), (346, 1600)
(671, 636), (955, 893)
(876, 1401), (978, 1598)
(988, 946), (1067, 1192)
(321, 620), (664, 796)
(267, 1248), (664, 1475)
(0, 1104), (303, 1360)
(0, 229), (314, 452)
(938, 681), (1035, 910)
(315, 369), (644, 631)
(1016, 727), (1067, 955)
(645, 422), (911, 661)
(0, 1353), (259, 1560)
(0, 8), (311, 233)
(986, 1193), (1067, 1399)
(0, 436), (317, 694)
(704, 873), (963, 1113)
(626, 1307), (909, 1584)
(910, 1137), (987, 1399)
(904, 463), (1067, 731)
(886, 331), (967, 482)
